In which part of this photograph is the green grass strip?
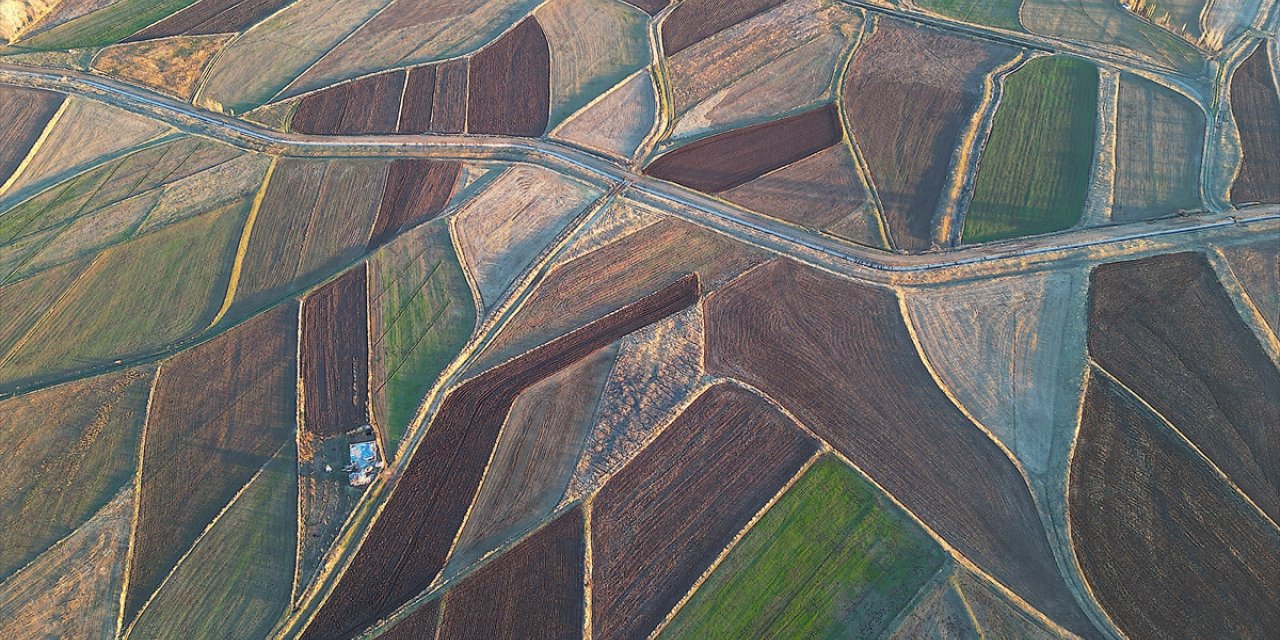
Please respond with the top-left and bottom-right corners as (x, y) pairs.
(916, 0), (1024, 31)
(21, 0), (198, 51)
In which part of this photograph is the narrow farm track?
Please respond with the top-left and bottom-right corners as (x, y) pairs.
(1, 64), (1277, 290)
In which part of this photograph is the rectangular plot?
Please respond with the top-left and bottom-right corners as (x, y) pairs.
(1229, 45), (1280, 205)
(397, 59), (469, 135)
(591, 383), (818, 640)
(466, 17), (550, 136)
(1113, 74), (1204, 220)
(291, 70), (406, 136)
(126, 0), (295, 40)
(301, 266), (370, 439)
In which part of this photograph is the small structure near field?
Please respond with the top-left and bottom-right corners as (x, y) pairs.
(345, 425), (384, 486)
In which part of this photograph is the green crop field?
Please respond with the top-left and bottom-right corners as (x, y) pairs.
(660, 456), (945, 639)
(916, 0), (1024, 31)
(21, 0), (198, 50)
(963, 56), (1098, 243)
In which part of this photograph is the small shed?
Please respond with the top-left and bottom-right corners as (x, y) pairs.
(346, 426), (383, 486)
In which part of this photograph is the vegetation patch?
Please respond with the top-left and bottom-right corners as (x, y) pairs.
(1113, 73), (1204, 221)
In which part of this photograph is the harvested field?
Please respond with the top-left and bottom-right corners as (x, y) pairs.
(661, 0), (786, 56)
(562, 304), (703, 501)
(964, 56), (1098, 243)
(0, 368), (149, 579)
(0, 201), (243, 389)
(397, 59), (468, 135)
(1128, 0), (1204, 39)
(1229, 45), (1280, 205)
(646, 104), (843, 193)
(299, 276), (698, 640)
(125, 0), (294, 40)
(704, 259), (1096, 637)
(0, 0), (60, 42)
(17, 191), (161, 279)
(18, 0), (197, 49)
(665, 0), (860, 141)
(379, 599), (438, 640)
(126, 445), (296, 640)
(123, 303), (296, 626)
(474, 216), (762, 371)
(661, 455), (944, 639)
(91, 34), (231, 100)
(290, 69), (406, 136)
(367, 160), (460, 250)
(887, 580), (978, 639)
(1019, 0), (1206, 75)
(136, 153), (270, 233)
(438, 507), (585, 640)
(904, 271), (1087, 479)
(537, 0), (648, 126)
(1113, 74), (1204, 221)
(0, 486), (133, 640)
(720, 143), (868, 231)
(231, 158), (387, 315)
(0, 97), (169, 203)
(591, 383), (818, 640)
(454, 164), (601, 307)
(1069, 371), (1280, 639)
(466, 17), (551, 137)
(0, 259), (84, 361)
(916, 0), (1022, 30)
(1221, 240), (1280, 336)
(0, 85), (63, 190)
(952, 568), (1065, 639)
(843, 19), (1019, 252)
(301, 267), (369, 439)
(1203, 0), (1263, 46)
(1087, 252), (1280, 522)
(551, 70), (656, 160)
(448, 344), (616, 574)
(368, 220), (474, 454)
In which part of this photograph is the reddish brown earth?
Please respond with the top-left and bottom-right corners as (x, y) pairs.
(124, 303), (297, 626)
(301, 266), (370, 439)
(467, 18), (550, 137)
(126, 0), (295, 41)
(704, 259), (1096, 637)
(298, 275), (698, 640)
(378, 600), (438, 640)
(437, 507), (585, 640)
(0, 86), (63, 189)
(661, 0), (787, 56)
(591, 383), (818, 640)
(644, 103), (844, 193)
(1229, 45), (1280, 205)
(1087, 252), (1280, 522)
(291, 70), (407, 136)
(1069, 371), (1280, 640)
(367, 160), (460, 250)
(843, 19), (1018, 251)
(398, 59), (469, 135)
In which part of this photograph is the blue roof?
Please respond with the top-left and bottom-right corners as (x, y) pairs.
(350, 441), (379, 468)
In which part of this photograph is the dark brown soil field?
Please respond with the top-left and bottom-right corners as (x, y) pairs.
(467, 18), (550, 137)
(661, 0), (786, 56)
(0, 86), (63, 189)
(1229, 45), (1280, 205)
(301, 266), (370, 439)
(398, 60), (469, 135)
(591, 383), (818, 640)
(620, 0), (668, 15)
(1069, 371), (1280, 640)
(438, 507), (585, 640)
(720, 144), (868, 231)
(1088, 252), (1280, 522)
(126, 0), (295, 41)
(125, 303), (297, 626)
(367, 160), (460, 250)
(378, 600), (438, 640)
(704, 259), (1096, 637)
(291, 70), (407, 136)
(842, 19), (1018, 251)
(645, 103), (843, 193)
(475, 217), (763, 370)
(299, 275), (698, 640)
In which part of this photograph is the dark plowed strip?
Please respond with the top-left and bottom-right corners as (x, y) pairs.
(398, 65), (437, 134)
(466, 18), (550, 137)
(378, 600), (439, 640)
(399, 60), (469, 134)
(1088, 252), (1280, 521)
(661, 0), (786, 56)
(438, 507), (585, 640)
(291, 70), (406, 136)
(1070, 371), (1280, 640)
(124, 304), (297, 626)
(298, 275), (699, 640)
(645, 103), (843, 193)
(126, 0), (294, 41)
(300, 266), (370, 439)
(704, 259), (1097, 638)
(619, 0), (668, 14)
(0, 86), (63, 189)
(591, 383), (818, 640)
(1229, 45), (1280, 205)
(367, 160), (461, 250)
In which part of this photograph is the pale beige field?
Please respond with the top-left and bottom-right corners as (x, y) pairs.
(93, 34), (233, 100)
(552, 70), (658, 161)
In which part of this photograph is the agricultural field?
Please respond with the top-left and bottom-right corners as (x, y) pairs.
(1, 1), (1277, 638)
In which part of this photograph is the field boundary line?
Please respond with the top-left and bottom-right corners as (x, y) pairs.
(582, 494), (595, 640)
(950, 573), (987, 638)
(1077, 66), (1120, 230)
(207, 155), (277, 329)
(879, 559), (957, 639)
(645, 448), (824, 640)
(115, 368), (160, 639)
(0, 95), (67, 200)
(833, 14), (894, 250)
(291, 300), (307, 606)
(1205, 247), (1280, 365)
(1091, 362), (1280, 536)
(633, 1), (677, 165)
